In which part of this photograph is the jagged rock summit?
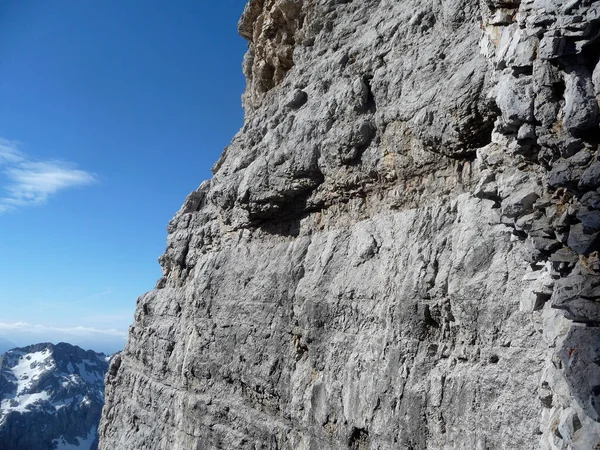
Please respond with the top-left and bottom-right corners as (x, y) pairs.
(0, 342), (109, 450)
(100, 1), (600, 449)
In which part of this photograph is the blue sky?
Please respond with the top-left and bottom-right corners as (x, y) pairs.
(0, 1), (248, 352)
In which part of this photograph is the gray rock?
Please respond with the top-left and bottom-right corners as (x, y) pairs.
(549, 160), (584, 188)
(559, 325), (600, 418)
(581, 190), (600, 209)
(496, 73), (535, 126)
(99, 1), (600, 449)
(496, 25), (538, 69)
(593, 60), (600, 97)
(549, 246), (579, 264)
(517, 123), (536, 141)
(539, 35), (575, 60)
(563, 66), (599, 135)
(569, 149), (592, 166)
(502, 188), (540, 218)
(568, 222), (599, 254)
(580, 160), (600, 189)
(577, 208), (600, 230)
(285, 89), (308, 109)
(529, 236), (562, 252)
(534, 87), (561, 127)
(551, 273), (600, 322)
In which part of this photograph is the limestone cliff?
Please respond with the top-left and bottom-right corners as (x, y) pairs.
(99, 1), (600, 448)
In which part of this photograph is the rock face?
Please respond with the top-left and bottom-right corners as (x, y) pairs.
(99, 1), (600, 449)
(0, 342), (108, 450)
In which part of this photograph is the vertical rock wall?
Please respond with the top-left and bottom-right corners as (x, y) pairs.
(99, 1), (600, 449)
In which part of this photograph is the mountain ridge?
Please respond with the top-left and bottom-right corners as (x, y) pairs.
(0, 341), (109, 450)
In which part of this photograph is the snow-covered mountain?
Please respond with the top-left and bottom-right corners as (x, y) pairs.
(0, 342), (109, 450)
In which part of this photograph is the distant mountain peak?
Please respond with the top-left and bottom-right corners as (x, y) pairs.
(0, 342), (108, 450)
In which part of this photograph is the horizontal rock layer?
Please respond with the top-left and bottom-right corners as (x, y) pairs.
(100, 0), (600, 449)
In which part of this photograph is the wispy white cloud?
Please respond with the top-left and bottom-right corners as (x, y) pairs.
(0, 321), (128, 353)
(0, 322), (128, 339)
(0, 139), (97, 212)
(0, 139), (25, 164)
(86, 289), (113, 300)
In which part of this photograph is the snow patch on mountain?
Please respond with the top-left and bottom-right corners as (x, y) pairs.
(0, 391), (50, 416)
(9, 349), (53, 394)
(0, 342), (109, 450)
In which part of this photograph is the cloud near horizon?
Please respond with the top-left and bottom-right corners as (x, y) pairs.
(0, 322), (128, 353)
(0, 322), (128, 339)
(0, 139), (96, 212)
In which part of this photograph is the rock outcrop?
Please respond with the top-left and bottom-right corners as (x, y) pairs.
(99, 1), (600, 449)
(0, 342), (108, 450)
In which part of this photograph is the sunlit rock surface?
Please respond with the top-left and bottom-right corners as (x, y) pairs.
(100, 1), (600, 448)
